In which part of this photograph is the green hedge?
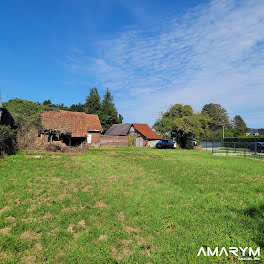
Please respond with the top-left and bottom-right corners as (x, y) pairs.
(224, 137), (264, 142)
(0, 126), (16, 156)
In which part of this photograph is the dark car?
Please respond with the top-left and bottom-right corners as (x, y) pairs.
(156, 139), (176, 149)
(248, 142), (264, 153)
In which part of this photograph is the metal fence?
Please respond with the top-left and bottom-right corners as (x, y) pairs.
(200, 141), (264, 160)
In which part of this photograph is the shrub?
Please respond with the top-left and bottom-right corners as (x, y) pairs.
(224, 137), (264, 142)
(0, 126), (17, 156)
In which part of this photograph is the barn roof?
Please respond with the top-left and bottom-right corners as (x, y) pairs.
(41, 111), (102, 137)
(105, 124), (132, 136)
(133, 123), (162, 140)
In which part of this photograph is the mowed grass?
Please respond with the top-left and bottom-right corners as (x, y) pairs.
(0, 148), (263, 263)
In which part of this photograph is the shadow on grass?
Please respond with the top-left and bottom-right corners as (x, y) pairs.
(243, 205), (264, 247)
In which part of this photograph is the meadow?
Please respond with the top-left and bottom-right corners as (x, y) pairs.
(0, 148), (263, 263)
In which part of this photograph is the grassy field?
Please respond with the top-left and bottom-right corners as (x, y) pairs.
(0, 148), (263, 263)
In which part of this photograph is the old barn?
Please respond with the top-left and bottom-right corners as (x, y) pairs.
(103, 123), (162, 147)
(40, 111), (103, 146)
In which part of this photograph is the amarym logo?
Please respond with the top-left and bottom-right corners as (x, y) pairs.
(197, 247), (260, 260)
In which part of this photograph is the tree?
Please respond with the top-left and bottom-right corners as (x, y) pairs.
(153, 104), (210, 148)
(201, 103), (232, 140)
(232, 115), (248, 136)
(99, 88), (122, 132)
(84, 87), (101, 114)
(43, 100), (52, 106)
(69, 103), (85, 112)
(202, 103), (231, 129)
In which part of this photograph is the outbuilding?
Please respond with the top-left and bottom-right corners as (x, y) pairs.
(104, 123), (162, 147)
(40, 111), (103, 146)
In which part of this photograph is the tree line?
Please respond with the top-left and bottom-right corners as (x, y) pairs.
(3, 87), (122, 133)
(153, 103), (248, 148)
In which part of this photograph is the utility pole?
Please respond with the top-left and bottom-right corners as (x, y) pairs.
(0, 89), (2, 108)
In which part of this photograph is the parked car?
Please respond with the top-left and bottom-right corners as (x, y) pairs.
(248, 142), (264, 153)
(156, 139), (176, 149)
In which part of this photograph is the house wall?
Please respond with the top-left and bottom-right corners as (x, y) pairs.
(100, 135), (128, 146)
(88, 132), (101, 146)
(128, 126), (147, 147)
(146, 140), (160, 148)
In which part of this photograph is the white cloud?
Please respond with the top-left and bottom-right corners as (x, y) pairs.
(64, 0), (264, 127)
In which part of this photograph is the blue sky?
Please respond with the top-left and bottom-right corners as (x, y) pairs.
(1, 0), (264, 127)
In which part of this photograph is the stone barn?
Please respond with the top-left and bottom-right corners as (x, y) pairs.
(40, 111), (103, 146)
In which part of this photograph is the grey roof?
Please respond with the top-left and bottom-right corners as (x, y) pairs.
(105, 124), (132, 136)
(249, 128), (264, 135)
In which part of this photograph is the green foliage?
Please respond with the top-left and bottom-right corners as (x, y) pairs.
(99, 88), (122, 132)
(232, 115), (248, 137)
(84, 87), (102, 114)
(0, 125), (16, 156)
(202, 103), (231, 131)
(224, 137), (264, 142)
(69, 103), (85, 112)
(153, 104), (210, 148)
(3, 99), (57, 129)
(42, 100), (68, 110)
(152, 118), (170, 138)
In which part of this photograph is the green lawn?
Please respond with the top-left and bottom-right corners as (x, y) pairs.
(0, 148), (263, 263)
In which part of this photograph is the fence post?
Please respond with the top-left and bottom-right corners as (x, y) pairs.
(206, 141), (207, 150)
(244, 142), (246, 158)
(226, 142), (228, 156)
(234, 142), (236, 153)
(255, 142), (257, 157)
(212, 141), (214, 155)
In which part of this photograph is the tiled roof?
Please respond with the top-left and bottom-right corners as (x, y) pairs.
(41, 111), (102, 137)
(133, 123), (162, 140)
(105, 124), (132, 136)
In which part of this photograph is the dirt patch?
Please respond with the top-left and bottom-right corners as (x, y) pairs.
(98, 235), (108, 241)
(51, 155), (62, 159)
(121, 239), (133, 246)
(20, 255), (36, 264)
(0, 206), (10, 216)
(25, 155), (44, 159)
(7, 216), (16, 223)
(122, 224), (140, 234)
(61, 208), (71, 213)
(35, 242), (43, 251)
(57, 194), (72, 200)
(27, 204), (37, 213)
(51, 177), (62, 183)
(77, 220), (86, 228)
(43, 212), (53, 220)
(111, 246), (134, 261)
(116, 212), (126, 222)
(21, 231), (41, 241)
(95, 200), (108, 208)
(0, 227), (11, 235)
(82, 186), (92, 192)
(66, 224), (75, 233)
(66, 220), (87, 234)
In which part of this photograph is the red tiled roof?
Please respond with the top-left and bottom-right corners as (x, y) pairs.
(41, 111), (102, 137)
(133, 123), (162, 140)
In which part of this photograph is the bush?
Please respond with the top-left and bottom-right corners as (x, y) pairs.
(0, 126), (17, 156)
(224, 137), (264, 142)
